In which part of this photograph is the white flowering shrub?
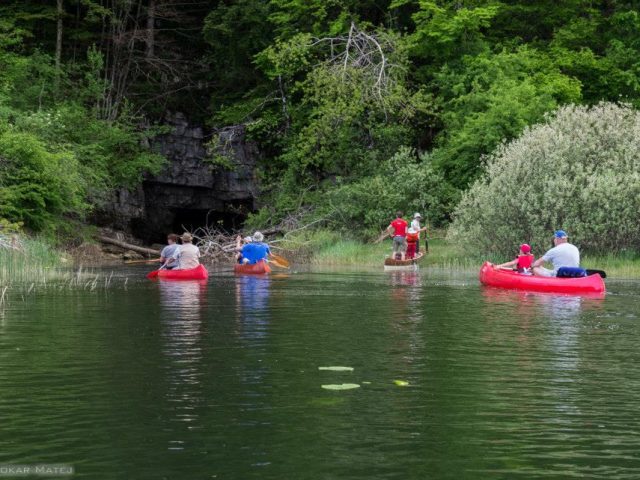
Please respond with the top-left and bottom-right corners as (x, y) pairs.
(449, 102), (640, 255)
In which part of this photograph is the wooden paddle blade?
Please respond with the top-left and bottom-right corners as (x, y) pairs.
(586, 269), (607, 279)
(270, 253), (290, 268)
(146, 270), (160, 279)
(269, 258), (290, 269)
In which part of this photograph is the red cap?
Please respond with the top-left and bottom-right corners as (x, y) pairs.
(520, 243), (531, 254)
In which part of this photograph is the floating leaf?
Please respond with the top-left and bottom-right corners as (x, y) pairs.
(321, 383), (360, 390)
(394, 380), (410, 386)
(318, 366), (354, 372)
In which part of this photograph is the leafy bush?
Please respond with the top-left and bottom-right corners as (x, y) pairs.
(0, 130), (86, 232)
(326, 147), (458, 238)
(449, 102), (640, 256)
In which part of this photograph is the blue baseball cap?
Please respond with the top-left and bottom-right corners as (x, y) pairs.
(554, 230), (568, 238)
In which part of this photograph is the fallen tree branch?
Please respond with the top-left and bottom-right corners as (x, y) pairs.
(97, 236), (160, 256)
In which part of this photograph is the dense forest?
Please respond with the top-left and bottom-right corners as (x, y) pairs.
(2, 0), (640, 241)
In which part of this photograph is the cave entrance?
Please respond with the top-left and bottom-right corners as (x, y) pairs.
(170, 208), (247, 236)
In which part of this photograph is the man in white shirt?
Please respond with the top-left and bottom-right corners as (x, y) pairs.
(410, 213), (428, 254)
(532, 230), (580, 277)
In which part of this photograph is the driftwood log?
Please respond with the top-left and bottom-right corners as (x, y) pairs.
(98, 236), (160, 256)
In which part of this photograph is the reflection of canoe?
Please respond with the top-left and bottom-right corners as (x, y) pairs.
(234, 261), (271, 275)
(383, 252), (425, 271)
(479, 261), (605, 294)
(155, 264), (209, 281)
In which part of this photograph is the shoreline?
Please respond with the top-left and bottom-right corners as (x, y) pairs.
(2, 233), (640, 285)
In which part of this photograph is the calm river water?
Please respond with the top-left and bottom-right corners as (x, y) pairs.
(1, 268), (639, 479)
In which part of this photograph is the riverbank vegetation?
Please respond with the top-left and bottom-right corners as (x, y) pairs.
(0, 234), (67, 285)
(2, 2), (640, 262)
(290, 231), (640, 278)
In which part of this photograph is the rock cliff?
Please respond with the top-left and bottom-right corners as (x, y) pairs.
(97, 112), (259, 242)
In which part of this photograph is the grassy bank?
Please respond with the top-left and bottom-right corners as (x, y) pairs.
(0, 237), (71, 285)
(277, 230), (640, 278)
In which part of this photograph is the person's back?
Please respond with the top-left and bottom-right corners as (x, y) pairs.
(173, 233), (200, 270)
(516, 254), (534, 272)
(176, 243), (200, 269)
(390, 217), (407, 237)
(406, 229), (419, 259)
(160, 233), (180, 269)
(241, 242), (270, 264)
(543, 242), (579, 272)
(162, 243), (179, 259)
(387, 211), (408, 261)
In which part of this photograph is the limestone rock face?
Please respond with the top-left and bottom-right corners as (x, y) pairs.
(97, 112), (259, 242)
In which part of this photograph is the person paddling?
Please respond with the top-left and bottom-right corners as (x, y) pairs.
(532, 230), (579, 277)
(387, 211), (408, 261)
(235, 235), (252, 264)
(496, 243), (534, 274)
(236, 231), (270, 265)
(160, 233), (180, 270)
(171, 232), (200, 270)
(410, 213), (428, 254)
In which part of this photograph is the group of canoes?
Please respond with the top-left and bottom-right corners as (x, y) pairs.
(148, 225), (606, 294)
(147, 230), (274, 280)
(381, 217), (605, 293)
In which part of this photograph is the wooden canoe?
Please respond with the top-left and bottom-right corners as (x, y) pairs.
(383, 252), (425, 271)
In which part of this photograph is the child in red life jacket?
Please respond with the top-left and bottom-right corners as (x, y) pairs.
(496, 244), (534, 274)
(406, 228), (419, 259)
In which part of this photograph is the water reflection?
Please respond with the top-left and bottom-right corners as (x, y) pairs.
(480, 286), (607, 431)
(235, 275), (272, 340)
(481, 287), (604, 320)
(157, 280), (208, 450)
(158, 279), (208, 320)
(386, 271), (425, 372)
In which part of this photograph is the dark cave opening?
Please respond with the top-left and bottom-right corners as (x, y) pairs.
(170, 208), (246, 236)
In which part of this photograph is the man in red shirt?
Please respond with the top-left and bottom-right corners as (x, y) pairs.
(387, 211), (408, 260)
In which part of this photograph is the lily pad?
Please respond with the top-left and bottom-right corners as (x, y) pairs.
(318, 366), (354, 372)
(393, 380), (410, 387)
(321, 383), (360, 390)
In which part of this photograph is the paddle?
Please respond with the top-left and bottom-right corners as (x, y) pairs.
(146, 261), (171, 279)
(269, 253), (290, 269)
(586, 269), (607, 279)
(125, 257), (161, 265)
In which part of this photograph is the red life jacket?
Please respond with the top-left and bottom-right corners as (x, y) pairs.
(517, 254), (534, 270)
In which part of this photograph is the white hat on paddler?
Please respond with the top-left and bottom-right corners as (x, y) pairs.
(413, 212), (422, 219)
(253, 231), (264, 242)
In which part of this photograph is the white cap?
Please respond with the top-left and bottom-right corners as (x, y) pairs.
(253, 231), (264, 242)
(413, 213), (422, 218)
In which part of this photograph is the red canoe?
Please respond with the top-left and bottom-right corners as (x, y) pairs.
(479, 262), (605, 294)
(234, 261), (271, 275)
(147, 264), (209, 280)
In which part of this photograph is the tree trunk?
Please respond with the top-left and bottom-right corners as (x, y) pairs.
(55, 0), (64, 91)
(146, 0), (156, 59)
(97, 236), (161, 256)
